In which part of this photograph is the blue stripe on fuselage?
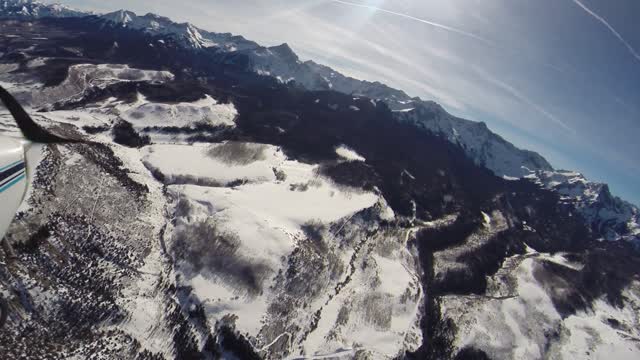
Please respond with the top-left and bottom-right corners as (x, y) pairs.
(0, 168), (25, 188)
(0, 173), (25, 193)
(0, 161), (25, 183)
(0, 160), (23, 172)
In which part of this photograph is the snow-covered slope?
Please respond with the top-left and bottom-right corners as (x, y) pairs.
(526, 170), (640, 243)
(444, 247), (640, 360)
(1, 62), (175, 111)
(119, 93), (237, 130)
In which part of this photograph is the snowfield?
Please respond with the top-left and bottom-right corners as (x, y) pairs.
(120, 93), (237, 129)
(168, 155), (380, 264)
(153, 139), (426, 357)
(157, 141), (387, 347)
(142, 142), (284, 186)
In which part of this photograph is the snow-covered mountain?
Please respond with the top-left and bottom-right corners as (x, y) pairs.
(0, 0), (85, 18)
(99, 10), (258, 51)
(526, 170), (640, 243)
(233, 35), (640, 244)
(395, 101), (553, 178)
(100, 10), (208, 49)
(95, 7), (640, 246)
(1, 0), (637, 246)
(1, 4), (640, 359)
(23, 2), (558, 180)
(0, 2), (563, 176)
(0, 1), (257, 50)
(242, 43), (415, 108)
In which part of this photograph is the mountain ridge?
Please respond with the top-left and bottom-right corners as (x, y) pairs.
(1, 7), (640, 360)
(0, 0), (86, 18)
(100, 5), (558, 179)
(1, 0), (638, 244)
(0, 0), (559, 177)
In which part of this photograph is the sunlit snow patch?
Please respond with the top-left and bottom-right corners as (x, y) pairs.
(27, 63), (175, 107)
(335, 145), (365, 162)
(120, 93), (237, 129)
(142, 142), (285, 186)
(68, 63), (174, 85)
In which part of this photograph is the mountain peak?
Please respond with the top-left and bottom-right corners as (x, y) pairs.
(269, 43), (299, 63)
(142, 12), (168, 21)
(103, 9), (136, 24)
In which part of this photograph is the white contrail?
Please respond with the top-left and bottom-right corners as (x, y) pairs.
(572, 0), (640, 63)
(331, 0), (573, 74)
(331, 0), (493, 45)
(473, 66), (576, 134)
(492, 79), (575, 134)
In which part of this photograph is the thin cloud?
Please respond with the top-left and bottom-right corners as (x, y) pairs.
(331, 0), (493, 45)
(572, 0), (640, 63)
(473, 67), (575, 134)
(331, 0), (569, 75)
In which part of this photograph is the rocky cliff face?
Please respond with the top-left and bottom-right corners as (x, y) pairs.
(526, 170), (640, 243)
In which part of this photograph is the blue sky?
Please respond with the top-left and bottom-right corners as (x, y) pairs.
(47, 0), (640, 204)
